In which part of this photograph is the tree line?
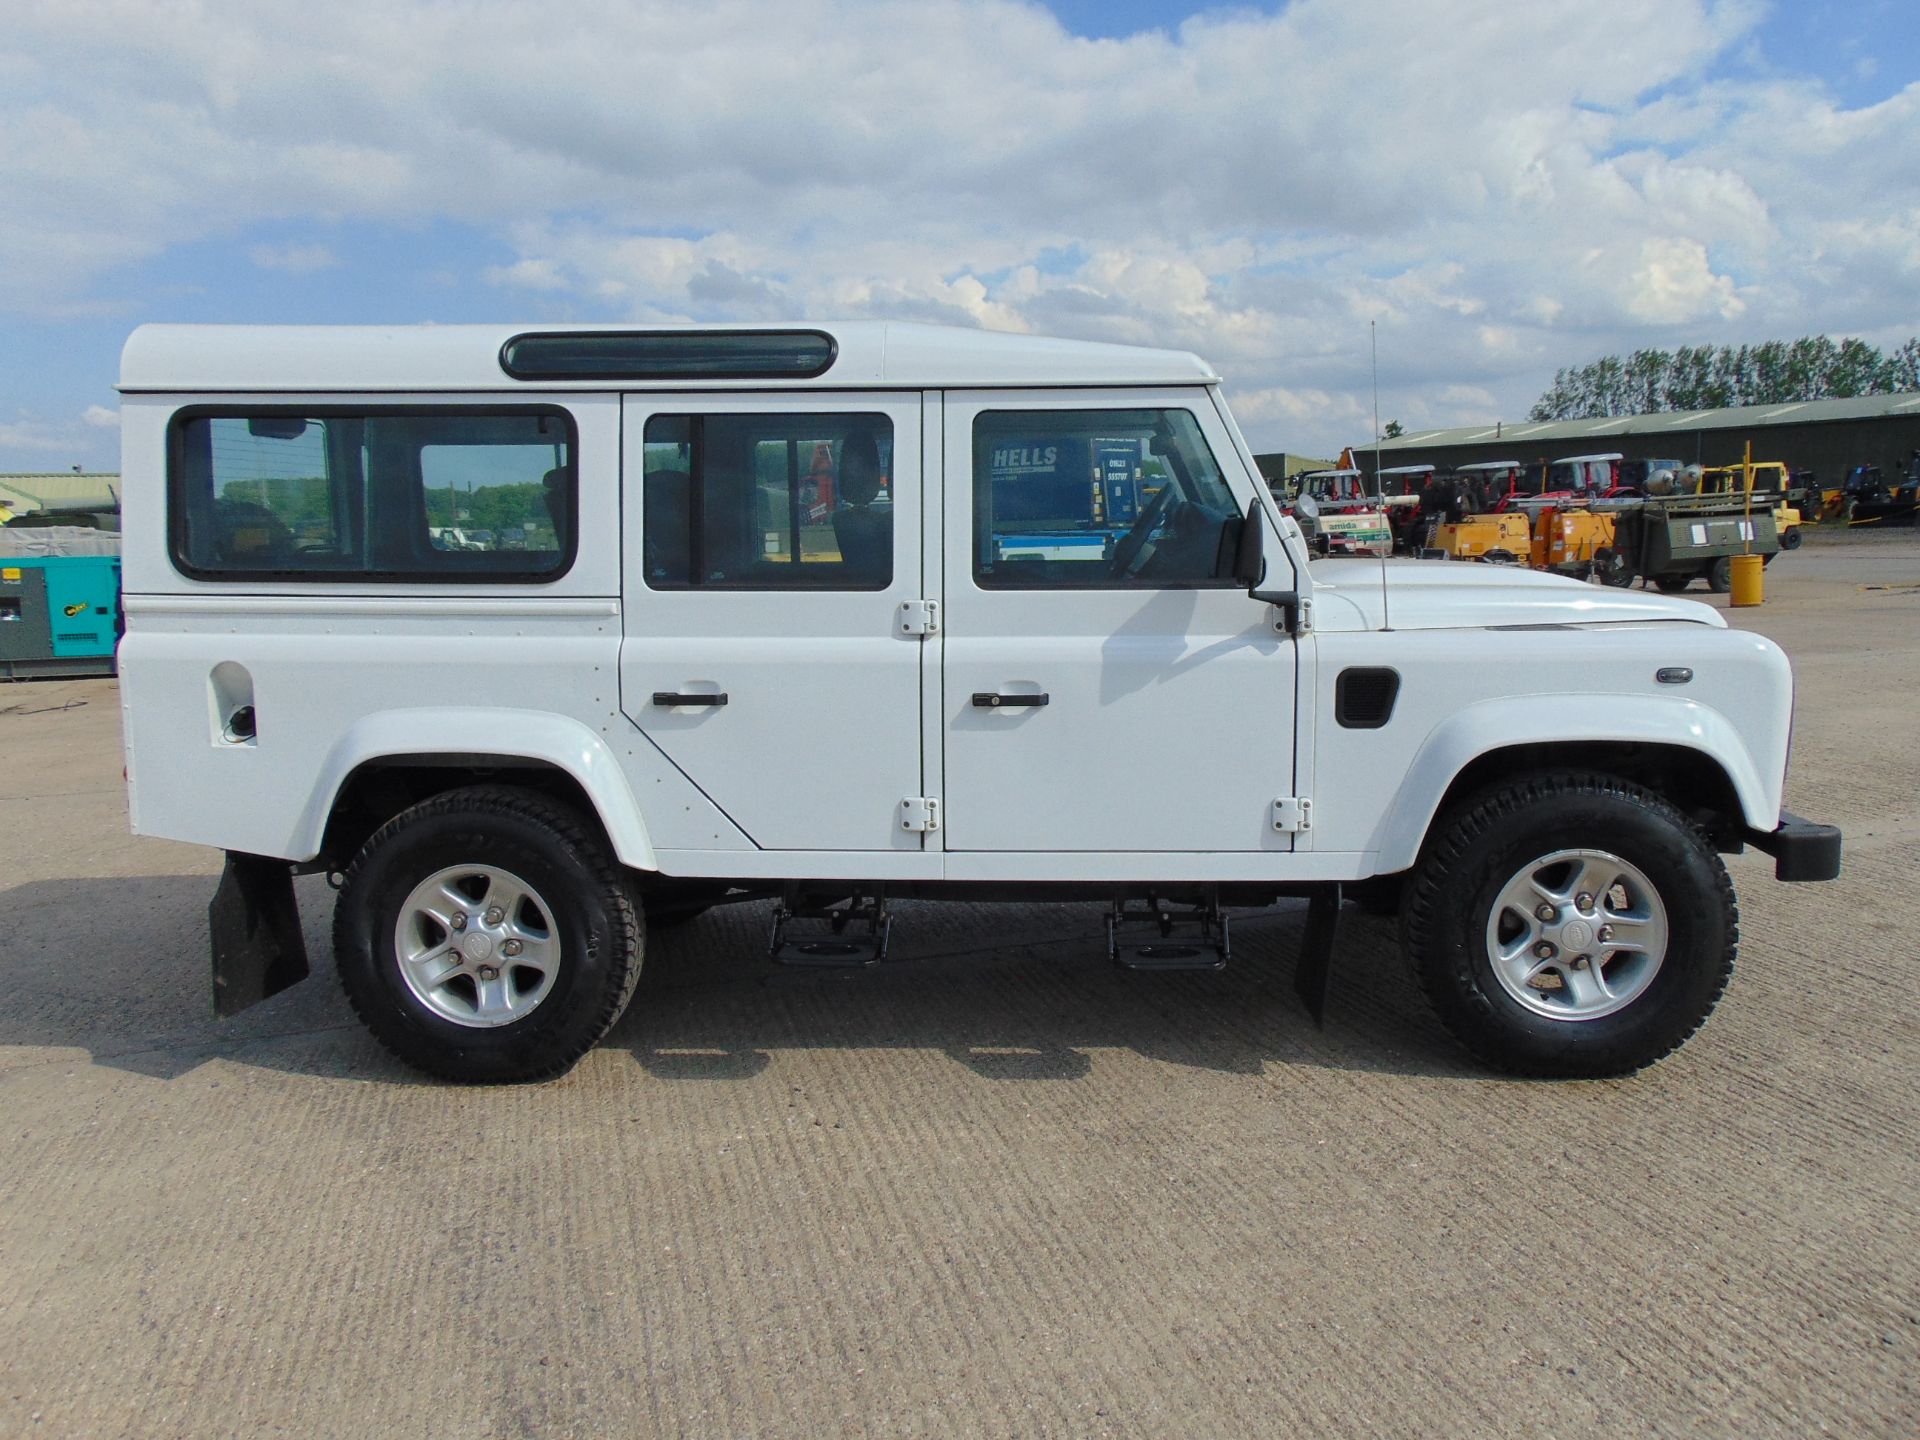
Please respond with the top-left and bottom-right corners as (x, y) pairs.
(1529, 335), (1920, 421)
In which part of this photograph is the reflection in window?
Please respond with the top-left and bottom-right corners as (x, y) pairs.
(972, 409), (1239, 588)
(171, 410), (574, 580)
(642, 413), (893, 590)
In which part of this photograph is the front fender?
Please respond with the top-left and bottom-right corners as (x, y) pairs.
(1369, 694), (1778, 875)
(293, 707), (657, 870)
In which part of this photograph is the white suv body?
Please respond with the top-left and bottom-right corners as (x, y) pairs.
(117, 322), (1839, 1082)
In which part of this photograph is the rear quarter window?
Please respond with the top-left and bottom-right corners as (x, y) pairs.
(167, 407), (577, 582)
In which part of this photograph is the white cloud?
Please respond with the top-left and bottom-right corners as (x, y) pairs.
(81, 404), (117, 429)
(1, 0), (1917, 456)
(248, 242), (339, 273)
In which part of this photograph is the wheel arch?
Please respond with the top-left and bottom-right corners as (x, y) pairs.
(296, 708), (656, 872)
(1370, 697), (1773, 874)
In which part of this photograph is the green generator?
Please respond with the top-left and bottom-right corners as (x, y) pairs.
(0, 533), (122, 679)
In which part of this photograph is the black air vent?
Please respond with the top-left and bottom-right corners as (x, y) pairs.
(1335, 667), (1400, 729)
(500, 329), (837, 381)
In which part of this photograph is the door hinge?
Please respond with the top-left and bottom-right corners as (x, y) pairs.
(896, 599), (940, 637)
(899, 797), (941, 833)
(1271, 797), (1312, 833)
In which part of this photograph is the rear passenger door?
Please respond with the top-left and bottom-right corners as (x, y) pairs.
(618, 393), (928, 854)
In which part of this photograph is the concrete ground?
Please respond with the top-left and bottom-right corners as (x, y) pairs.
(1, 530), (1915, 1439)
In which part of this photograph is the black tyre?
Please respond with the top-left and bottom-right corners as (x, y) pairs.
(1779, 525), (1803, 551)
(1706, 556), (1734, 593)
(1653, 573), (1691, 592)
(334, 785), (643, 1083)
(1403, 772), (1736, 1078)
(1593, 546), (1636, 587)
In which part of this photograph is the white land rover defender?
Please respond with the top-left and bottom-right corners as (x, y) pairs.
(116, 322), (1841, 1083)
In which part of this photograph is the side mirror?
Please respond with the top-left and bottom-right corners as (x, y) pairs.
(1237, 499), (1306, 633)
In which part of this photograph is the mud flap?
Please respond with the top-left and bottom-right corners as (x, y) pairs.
(1293, 884), (1343, 1026)
(209, 852), (310, 1017)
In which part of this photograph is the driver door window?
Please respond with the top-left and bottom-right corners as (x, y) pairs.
(972, 409), (1239, 588)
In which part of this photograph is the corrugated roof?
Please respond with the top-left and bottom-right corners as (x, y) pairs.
(1373, 391), (1920, 452)
(0, 474), (123, 511)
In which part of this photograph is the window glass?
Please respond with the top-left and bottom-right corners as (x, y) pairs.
(170, 409), (574, 580)
(973, 409), (1239, 588)
(642, 413), (893, 590)
(502, 330), (835, 381)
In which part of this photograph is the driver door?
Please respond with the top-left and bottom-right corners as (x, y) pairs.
(939, 388), (1299, 854)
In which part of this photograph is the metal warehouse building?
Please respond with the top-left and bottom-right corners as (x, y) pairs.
(1343, 392), (1920, 486)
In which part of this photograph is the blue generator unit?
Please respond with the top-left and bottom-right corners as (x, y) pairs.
(0, 531), (122, 679)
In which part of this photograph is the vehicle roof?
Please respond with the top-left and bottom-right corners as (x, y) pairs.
(1455, 460), (1522, 471)
(119, 322), (1219, 392)
(1554, 452), (1624, 463)
(1376, 464), (1435, 475)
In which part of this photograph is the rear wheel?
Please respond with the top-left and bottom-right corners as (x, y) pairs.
(1403, 773), (1736, 1078)
(1652, 573), (1691, 592)
(1706, 556), (1734, 593)
(334, 785), (643, 1083)
(1779, 526), (1803, 551)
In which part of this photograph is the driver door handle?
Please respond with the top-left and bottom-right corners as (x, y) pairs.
(972, 692), (1049, 708)
(653, 692), (728, 707)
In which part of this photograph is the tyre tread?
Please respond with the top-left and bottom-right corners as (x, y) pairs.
(333, 784), (642, 1083)
(1403, 770), (1737, 1078)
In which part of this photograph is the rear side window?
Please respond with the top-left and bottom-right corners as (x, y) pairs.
(168, 408), (577, 581)
(641, 412), (894, 590)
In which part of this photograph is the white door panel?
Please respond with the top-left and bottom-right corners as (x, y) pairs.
(619, 393), (927, 853)
(941, 389), (1299, 854)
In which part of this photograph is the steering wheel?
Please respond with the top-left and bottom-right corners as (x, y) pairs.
(1108, 484), (1181, 579)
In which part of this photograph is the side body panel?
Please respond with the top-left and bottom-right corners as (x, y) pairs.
(117, 392), (752, 866)
(1306, 624), (1793, 876)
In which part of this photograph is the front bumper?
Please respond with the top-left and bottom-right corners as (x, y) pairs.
(1745, 811), (1843, 882)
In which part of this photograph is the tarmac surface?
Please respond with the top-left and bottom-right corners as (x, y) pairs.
(2, 529), (1916, 1438)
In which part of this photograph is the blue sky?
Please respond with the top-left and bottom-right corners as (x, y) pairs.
(2, 0), (1917, 470)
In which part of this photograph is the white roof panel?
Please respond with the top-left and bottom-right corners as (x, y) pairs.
(119, 321), (1218, 392)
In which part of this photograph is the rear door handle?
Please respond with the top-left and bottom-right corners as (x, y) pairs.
(972, 692), (1049, 708)
(653, 692), (728, 707)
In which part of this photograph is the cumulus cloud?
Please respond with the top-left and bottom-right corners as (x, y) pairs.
(1, 0), (1917, 455)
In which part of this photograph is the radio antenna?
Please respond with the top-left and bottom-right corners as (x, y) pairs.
(1372, 320), (1391, 630)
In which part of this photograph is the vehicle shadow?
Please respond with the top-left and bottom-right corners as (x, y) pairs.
(0, 876), (1479, 1086)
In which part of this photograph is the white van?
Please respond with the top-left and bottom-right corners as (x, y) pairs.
(116, 322), (1840, 1082)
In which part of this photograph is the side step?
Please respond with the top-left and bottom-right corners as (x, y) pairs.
(1107, 895), (1230, 972)
(769, 890), (892, 968)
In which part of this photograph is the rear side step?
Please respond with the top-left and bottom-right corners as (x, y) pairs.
(769, 890), (892, 967)
(1107, 895), (1230, 971)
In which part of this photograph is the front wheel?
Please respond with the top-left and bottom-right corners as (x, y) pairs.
(334, 785), (643, 1083)
(1706, 555), (1734, 593)
(1779, 525), (1803, 551)
(1403, 773), (1736, 1078)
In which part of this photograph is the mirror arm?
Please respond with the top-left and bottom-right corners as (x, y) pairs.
(1251, 587), (1305, 635)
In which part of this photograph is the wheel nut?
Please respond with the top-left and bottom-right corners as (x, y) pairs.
(1597, 925), (1615, 944)
(1535, 904), (1557, 922)
(484, 906), (504, 926)
(450, 912), (467, 932)
(477, 964), (499, 981)
(1572, 954), (1590, 969)
(1575, 892), (1594, 912)
(1534, 941), (1557, 960)
(502, 939), (523, 957)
